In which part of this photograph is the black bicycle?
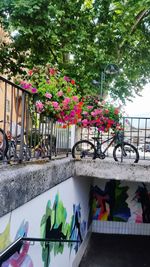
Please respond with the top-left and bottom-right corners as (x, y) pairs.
(0, 127), (8, 160)
(72, 131), (139, 163)
(0, 121), (57, 161)
(0, 120), (31, 161)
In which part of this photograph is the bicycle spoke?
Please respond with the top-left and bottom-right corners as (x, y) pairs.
(113, 142), (139, 163)
(72, 140), (96, 159)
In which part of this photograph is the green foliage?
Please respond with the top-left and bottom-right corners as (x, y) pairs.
(0, 0), (150, 102)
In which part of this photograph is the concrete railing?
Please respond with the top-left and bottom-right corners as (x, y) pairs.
(1, 158), (150, 218)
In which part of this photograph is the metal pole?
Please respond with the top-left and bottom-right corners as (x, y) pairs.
(19, 91), (26, 162)
(66, 124), (69, 157)
(100, 72), (105, 98)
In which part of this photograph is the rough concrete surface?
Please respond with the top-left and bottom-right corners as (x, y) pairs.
(1, 157), (150, 218)
(0, 158), (75, 217)
(74, 158), (150, 183)
(80, 233), (150, 267)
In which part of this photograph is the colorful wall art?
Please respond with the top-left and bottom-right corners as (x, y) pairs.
(0, 177), (91, 267)
(134, 183), (150, 223)
(40, 194), (86, 267)
(91, 179), (150, 224)
(2, 220), (33, 267)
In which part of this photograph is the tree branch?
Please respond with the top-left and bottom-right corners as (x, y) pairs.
(131, 9), (150, 34)
(119, 8), (150, 49)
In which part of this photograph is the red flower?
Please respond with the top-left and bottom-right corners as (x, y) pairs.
(114, 108), (119, 115)
(71, 79), (75, 85)
(104, 109), (109, 114)
(28, 70), (33, 76)
(49, 68), (56, 76)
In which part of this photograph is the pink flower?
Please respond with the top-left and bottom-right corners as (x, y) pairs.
(57, 91), (63, 97)
(98, 126), (105, 132)
(82, 119), (88, 126)
(31, 88), (37, 93)
(87, 106), (93, 109)
(54, 105), (60, 111)
(20, 80), (25, 85)
(64, 115), (70, 121)
(60, 111), (65, 116)
(45, 92), (52, 99)
(52, 101), (59, 108)
(104, 109), (109, 114)
(28, 70), (33, 76)
(91, 111), (96, 116)
(21, 82), (32, 90)
(94, 109), (102, 115)
(72, 96), (78, 102)
(70, 110), (76, 117)
(64, 76), (70, 82)
(63, 97), (71, 105)
(49, 68), (56, 75)
(82, 111), (88, 115)
(114, 108), (119, 115)
(36, 101), (44, 113)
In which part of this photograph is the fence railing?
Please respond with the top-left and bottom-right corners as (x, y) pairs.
(0, 76), (70, 164)
(77, 117), (150, 161)
(1, 76), (150, 163)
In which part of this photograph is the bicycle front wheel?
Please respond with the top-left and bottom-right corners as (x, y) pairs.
(72, 140), (96, 160)
(113, 142), (139, 163)
(0, 129), (8, 160)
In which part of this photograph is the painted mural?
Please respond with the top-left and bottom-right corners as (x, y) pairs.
(1, 220), (33, 267)
(0, 215), (11, 252)
(0, 177), (90, 267)
(91, 180), (150, 224)
(91, 180), (131, 222)
(134, 183), (150, 223)
(40, 193), (86, 267)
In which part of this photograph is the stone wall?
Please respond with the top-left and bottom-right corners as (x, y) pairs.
(1, 158), (150, 218)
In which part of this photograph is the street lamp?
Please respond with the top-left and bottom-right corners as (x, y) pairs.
(92, 63), (119, 98)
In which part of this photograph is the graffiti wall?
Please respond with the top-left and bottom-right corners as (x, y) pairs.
(91, 179), (150, 224)
(0, 177), (91, 267)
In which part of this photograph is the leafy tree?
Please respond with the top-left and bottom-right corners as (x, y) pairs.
(0, 0), (150, 102)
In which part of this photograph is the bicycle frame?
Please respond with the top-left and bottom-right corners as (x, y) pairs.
(94, 135), (116, 156)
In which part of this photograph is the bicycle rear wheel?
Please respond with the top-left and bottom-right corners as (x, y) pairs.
(113, 142), (139, 163)
(0, 129), (8, 160)
(72, 140), (96, 160)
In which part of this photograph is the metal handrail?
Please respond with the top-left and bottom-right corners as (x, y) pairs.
(22, 237), (80, 243)
(0, 236), (79, 264)
(0, 76), (31, 94)
(0, 237), (23, 264)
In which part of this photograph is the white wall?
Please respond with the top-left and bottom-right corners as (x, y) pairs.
(0, 177), (91, 267)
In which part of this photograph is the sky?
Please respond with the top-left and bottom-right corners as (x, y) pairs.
(124, 83), (150, 117)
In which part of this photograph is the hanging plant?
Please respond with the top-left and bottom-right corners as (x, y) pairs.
(20, 65), (83, 125)
(20, 65), (122, 132)
(78, 95), (122, 132)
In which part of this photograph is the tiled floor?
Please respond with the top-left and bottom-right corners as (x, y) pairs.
(80, 233), (150, 267)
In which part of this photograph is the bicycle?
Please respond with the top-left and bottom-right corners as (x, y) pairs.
(0, 121), (57, 161)
(0, 120), (31, 161)
(30, 131), (56, 159)
(0, 122), (9, 160)
(72, 131), (139, 163)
